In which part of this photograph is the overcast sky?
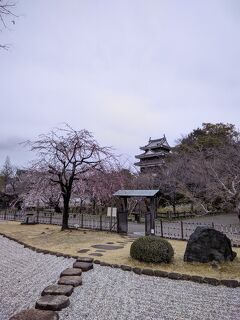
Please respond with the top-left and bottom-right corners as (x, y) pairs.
(1, 0), (240, 167)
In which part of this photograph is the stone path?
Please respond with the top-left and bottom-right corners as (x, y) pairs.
(0, 236), (73, 320)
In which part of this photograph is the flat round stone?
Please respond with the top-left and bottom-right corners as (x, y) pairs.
(9, 309), (59, 320)
(58, 276), (82, 287)
(60, 268), (82, 277)
(41, 284), (74, 297)
(35, 295), (70, 311)
(76, 257), (94, 263)
(73, 261), (93, 271)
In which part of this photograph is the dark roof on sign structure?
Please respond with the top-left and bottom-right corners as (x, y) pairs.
(113, 189), (160, 198)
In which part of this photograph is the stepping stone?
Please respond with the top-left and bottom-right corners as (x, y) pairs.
(95, 250), (106, 252)
(89, 253), (103, 257)
(60, 268), (82, 277)
(41, 284), (74, 297)
(35, 295), (70, 311)
(91, 244), (123, 250)
(77, 249), (89, 253)
(9, 309), (59, 320)
(106, 242), (115, 244)
(76, 257), (94, 263)
(73, 261), (93, 271)
(58, 276), (82, 287)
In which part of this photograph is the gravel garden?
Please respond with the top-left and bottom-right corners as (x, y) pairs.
(1, 221), (240, 319)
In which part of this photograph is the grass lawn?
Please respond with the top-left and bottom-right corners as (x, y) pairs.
(0, 221), (240, 281)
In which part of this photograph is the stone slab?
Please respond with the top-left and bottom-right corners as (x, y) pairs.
(73, 261), (93, 271)
(60, 268), (82, 277)
(41, 284), (74, 297)
(58, 276), (82, 287)
(9, 309), (59, 320)
(91, 244), (123, 250)
(76, 257), (94, 263)
(77, 249), (90, 253)
(35, 295), (70, 311)
(89, 253), (103, 256)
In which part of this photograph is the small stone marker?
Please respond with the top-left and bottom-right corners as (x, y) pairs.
(73, 261), (93, 271)
(9, 309), (59, 320)
(35, 295), (70, 311)
(76, 257), (94, 263)
(41, 284), (74, 297)
(60, 268), (82, 277)
(58, 276), (82, 287)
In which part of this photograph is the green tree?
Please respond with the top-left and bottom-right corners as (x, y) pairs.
(176, 123), (239, 153)
(1, 156), (14, 193)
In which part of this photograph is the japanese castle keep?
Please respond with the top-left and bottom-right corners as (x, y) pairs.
(135, 136), (171, 173)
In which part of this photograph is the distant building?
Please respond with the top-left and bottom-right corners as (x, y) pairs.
(134, 135), (171, 173)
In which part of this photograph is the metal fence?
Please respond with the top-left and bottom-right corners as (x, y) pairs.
(155, 220), (240, 245)
(0, 210), (117, 232)
(1, 209), (240, 245)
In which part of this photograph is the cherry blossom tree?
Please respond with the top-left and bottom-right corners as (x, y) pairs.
(86, 167), (132, 214)
(26, 124), (115, 230)
(19, 168), (61, 209)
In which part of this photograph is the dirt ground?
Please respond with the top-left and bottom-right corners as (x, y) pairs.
(0, 221), (240, 280)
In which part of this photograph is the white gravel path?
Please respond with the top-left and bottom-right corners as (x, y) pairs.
(60, 266), (240, 320)
(0, 235), (74, 320)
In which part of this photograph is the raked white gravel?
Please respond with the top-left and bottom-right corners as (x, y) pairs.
(60, 266), (240, 320)
(0, 235), (73, 320)
(1, 234), (240, 320)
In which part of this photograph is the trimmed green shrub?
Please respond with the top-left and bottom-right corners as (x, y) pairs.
(130, 236), (174, 263)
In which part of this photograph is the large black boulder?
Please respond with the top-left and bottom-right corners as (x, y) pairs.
(184, 227), (237, 263)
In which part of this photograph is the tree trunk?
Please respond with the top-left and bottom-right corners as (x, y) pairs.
(61, 195), (70, 230)
(93, 200), (96, 214)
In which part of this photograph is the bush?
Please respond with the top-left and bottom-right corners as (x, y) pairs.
(130, 236), (174, 263)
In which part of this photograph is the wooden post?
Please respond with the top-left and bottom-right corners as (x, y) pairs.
(160, 219), (163, 237)
(150, 198), (155, 235)
(100, 214), (102, 231)
(123, 198), (127, 212)
(110, 207), (112, 231)
(36, 200), (39, 224)
(81, 213), (84, 228)
(180, 220), (184, 240)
